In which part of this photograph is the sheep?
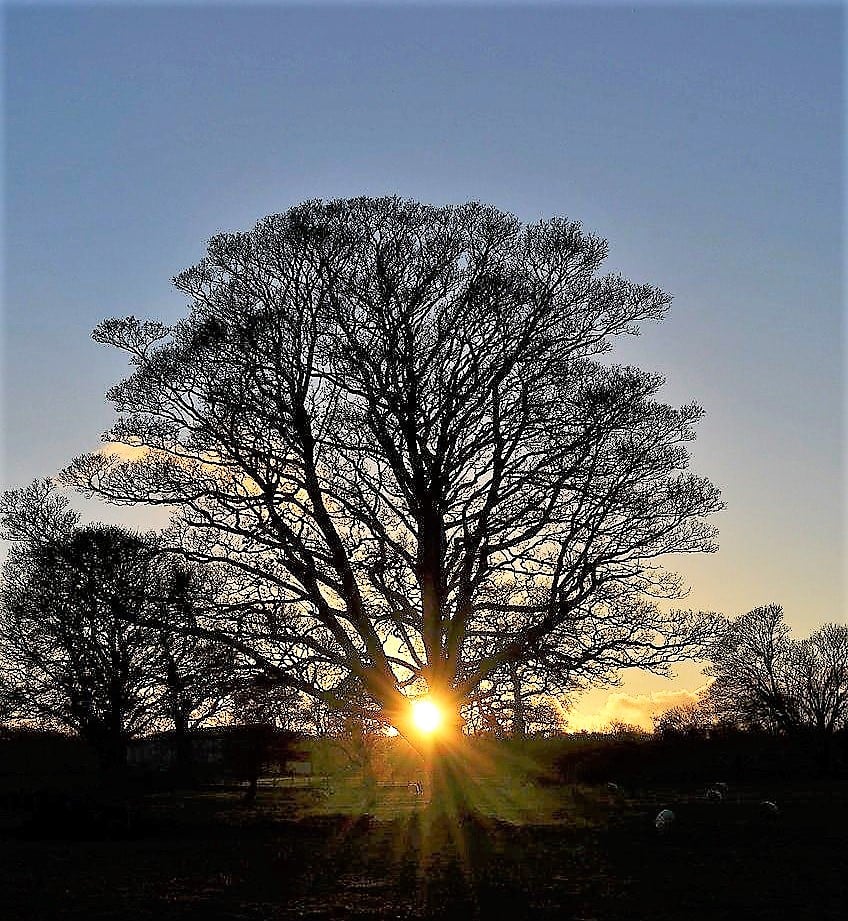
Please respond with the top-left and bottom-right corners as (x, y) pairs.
(655, 808), (676, 833)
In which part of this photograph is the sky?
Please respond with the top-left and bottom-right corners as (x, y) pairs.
(2, 1), (844, 729)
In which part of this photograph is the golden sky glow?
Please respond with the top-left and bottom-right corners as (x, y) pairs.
(566, 677), (711, 732)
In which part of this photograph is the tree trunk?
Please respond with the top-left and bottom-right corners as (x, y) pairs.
(172, 710), (194, 788)
(243, 726), (261, 802)
(509, 664), (526, 737)
(83, 723), (128, 790)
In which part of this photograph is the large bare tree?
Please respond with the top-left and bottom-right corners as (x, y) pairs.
(63, 197), (722, 805)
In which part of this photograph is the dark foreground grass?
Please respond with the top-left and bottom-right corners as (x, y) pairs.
(1, 779), (845, 921)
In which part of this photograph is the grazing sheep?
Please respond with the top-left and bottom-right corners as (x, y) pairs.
(655, 808), (675, 832)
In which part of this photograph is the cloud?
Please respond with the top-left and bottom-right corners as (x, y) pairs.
(98, 441), (151, 462)
(566, 685), (710, 733)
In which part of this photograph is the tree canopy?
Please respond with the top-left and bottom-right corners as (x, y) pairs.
(63, 196), (723, 745)
(705, 603), (848, 740)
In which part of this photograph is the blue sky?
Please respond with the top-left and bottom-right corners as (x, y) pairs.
(2, 2), (844, 714)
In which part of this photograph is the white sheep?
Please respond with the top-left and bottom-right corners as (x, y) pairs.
(655, 808), (675, 832)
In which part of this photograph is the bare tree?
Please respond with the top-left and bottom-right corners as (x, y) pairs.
(652, 699), (715, 739)
(227, 674), (308, 732)
(790, 623), (848, 740)
(0, 481), (234, 776)
(152, 562), (236, 782)
(706, 605), (848, 755)
(0, 482), (162, 772)
(462, 661), (568, 737)
(705, 604), (798, 734)
(62, 197), (722, 809)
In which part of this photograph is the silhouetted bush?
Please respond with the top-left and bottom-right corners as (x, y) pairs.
(549, 726), (848, 788)
(0, 728), (137, 837)
(0, 727), (99, 793)
(127, 723), (307, 795)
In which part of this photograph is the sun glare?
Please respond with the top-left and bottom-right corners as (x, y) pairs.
(411, 697), (442, 734)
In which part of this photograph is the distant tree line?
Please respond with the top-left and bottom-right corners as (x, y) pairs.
(2, 483), (844, 790)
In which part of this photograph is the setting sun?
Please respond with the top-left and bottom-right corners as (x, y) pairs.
(411, 697), (443, 734)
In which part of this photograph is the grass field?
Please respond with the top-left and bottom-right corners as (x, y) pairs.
(1, 764), (845, 921)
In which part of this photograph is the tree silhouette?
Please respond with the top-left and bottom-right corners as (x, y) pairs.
(0, 480), (232, 777)
(151, 562), (236, 783)
(63, 197), (722, 808)
(0, 482), (160, 772)
(706, 604), (848, 755)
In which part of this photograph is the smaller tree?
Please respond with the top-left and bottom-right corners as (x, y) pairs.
(0, 495), (157, 771)
(789, 623), (848, 740)
(705, 604), (798, 733)
(464, 663), (568, 737)
(705, 604), (848, 763)
(0, 480), (234, 776)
